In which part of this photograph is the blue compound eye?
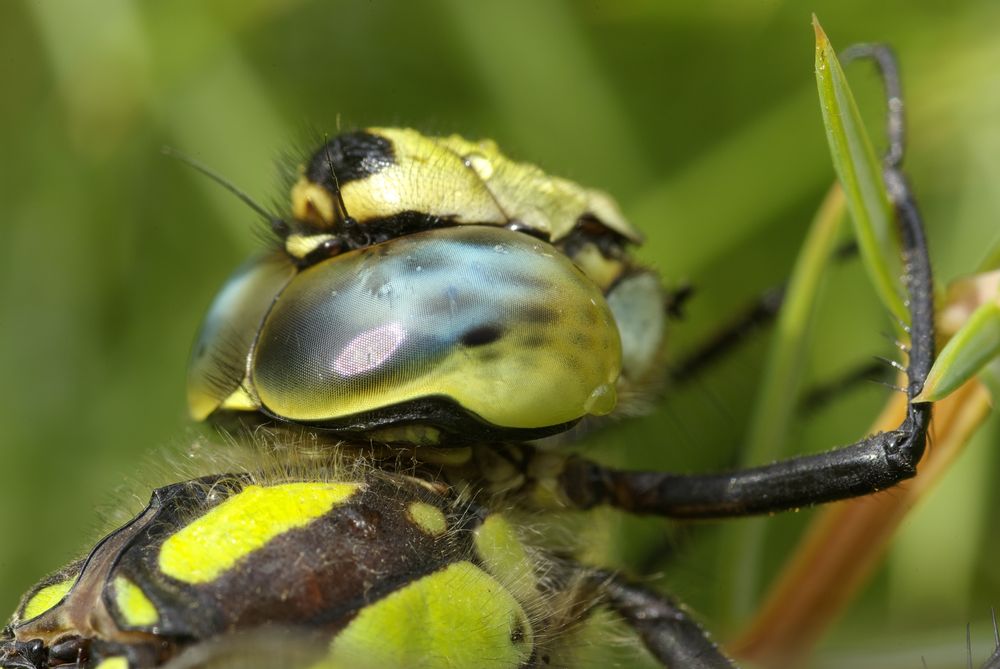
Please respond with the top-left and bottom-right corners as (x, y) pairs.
(251, 226), (621, 435)
(187, 251), (296, 422)
(187, 226), (622, 439)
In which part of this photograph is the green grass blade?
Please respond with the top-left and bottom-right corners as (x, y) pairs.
(722, 185), (846, 623)
(743, 185), (847, 465)
(975, 235), (1000, 272)
(917, 301), (1000, 402)
(813, 18), (907, 325)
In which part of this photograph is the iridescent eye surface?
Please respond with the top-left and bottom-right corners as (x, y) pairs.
(187, 252), (296, 422)
(188, 226), (622, 439)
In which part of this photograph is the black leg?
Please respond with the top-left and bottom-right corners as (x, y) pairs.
(667, 284), (785, 384)
(560, 176), (931, 518)
(667, 242), (857, 385)
(558, 45), (935, 519)
(581, 569), (736, 668)
(839, 43), (906, 169)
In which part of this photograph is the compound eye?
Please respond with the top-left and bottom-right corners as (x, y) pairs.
(251, 226), (622, 433)
(187, 252), (297, 421)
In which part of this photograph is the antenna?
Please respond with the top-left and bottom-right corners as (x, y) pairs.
(162, 146), (283, 229)
(321, 137), (354, 225)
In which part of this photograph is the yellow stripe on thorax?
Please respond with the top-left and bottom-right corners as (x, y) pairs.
(112, 575), (159, 627)
(473, 514), (539, 607)
(159, 482), (360, 584)
(93, 657), (129, 669)
(325, 561), (533, 669)
(406, 501), (447, 536)
(20, 576), (75, 621)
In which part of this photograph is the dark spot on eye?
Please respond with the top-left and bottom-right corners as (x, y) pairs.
(461, 325), (503, 347)
(522, 334), (546, 349)
(509, 273), (550, 291)
(519, 305), (557, 325)
(306, 131), (395, 187)
(473, 350), (501, 364)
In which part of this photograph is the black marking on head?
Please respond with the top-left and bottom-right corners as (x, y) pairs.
(559, 214), (631, 261)
(461, 325), (503, 348)
(355, 211), (453, 246)
(300, 237), (345, 268)
(306, 131), (395, 187)
(302, 211), (454, 259)
(505, 220), (549, 241)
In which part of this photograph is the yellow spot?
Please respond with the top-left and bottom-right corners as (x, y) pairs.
(464, 152), (494, 180)
(159, 482), (360, 584)
(407, 502), (447, 536)
(112, 576), (159, 627)
(94, 657), (129, 669)
(20, 577), (75, 621)
(474, 515), (538, 605)
(218, 385), (258, 412)
(570, 243), (624, 291)
(285, 232), (336, 260)
(291, 178), (335, 225)
(327, 561), (532, 669)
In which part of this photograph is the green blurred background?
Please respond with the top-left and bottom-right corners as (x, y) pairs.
(1, 1), (998, 667)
